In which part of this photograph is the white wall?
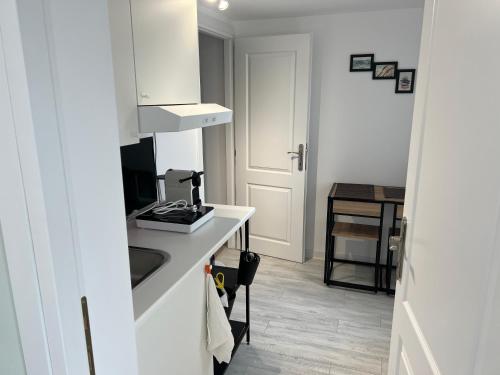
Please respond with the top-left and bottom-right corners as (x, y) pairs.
(155, 129), (205, 201)
(233, 8), (423, 259)
(198, 4), (234, 38)
(200, 32), (227, 205)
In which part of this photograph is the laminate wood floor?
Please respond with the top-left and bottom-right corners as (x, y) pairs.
(215, 248), (394, 375)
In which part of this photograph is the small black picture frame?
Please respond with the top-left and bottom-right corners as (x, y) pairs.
(350, 54), (374, 72)
(395, 69), (416, 93)
(372, 61), (398, 80)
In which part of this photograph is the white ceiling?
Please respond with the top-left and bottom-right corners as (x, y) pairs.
(199, 0), (424, 21)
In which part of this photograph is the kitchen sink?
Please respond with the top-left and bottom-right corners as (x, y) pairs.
(129, 247), (170, 289)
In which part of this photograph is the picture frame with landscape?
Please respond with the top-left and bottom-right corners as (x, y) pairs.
(372, 61), (398, 80)
(350, 54), (374, 72)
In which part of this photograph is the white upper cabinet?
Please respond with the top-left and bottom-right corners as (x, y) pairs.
(108, 0), (140, 146)
(130, 0), (201, 106)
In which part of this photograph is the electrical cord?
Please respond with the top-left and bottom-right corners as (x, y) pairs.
(152, 200), (190, 215)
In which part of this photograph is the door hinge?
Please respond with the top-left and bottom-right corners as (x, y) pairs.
(81, 297), (96, 375)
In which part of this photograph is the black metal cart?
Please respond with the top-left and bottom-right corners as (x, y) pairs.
(211, 220), (257, 375)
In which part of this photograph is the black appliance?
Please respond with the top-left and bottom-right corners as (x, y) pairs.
(120, 137), (158, 216)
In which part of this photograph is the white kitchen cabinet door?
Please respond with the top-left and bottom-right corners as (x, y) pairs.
(130, 0), (201, 106)
(135, 261), (212, 375)
(108, 0), (140, 146)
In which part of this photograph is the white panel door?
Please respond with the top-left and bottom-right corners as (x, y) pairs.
(388, 0), (500, 373)
(235, 34), (311, 262)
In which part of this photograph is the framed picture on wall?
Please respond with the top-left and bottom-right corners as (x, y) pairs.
(372, 61), (398, 79)
(350, 54), (374, 72)
(395, 69), (416, 93)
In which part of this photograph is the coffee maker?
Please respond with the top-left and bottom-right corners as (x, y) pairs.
(163, 169), (204, 206)
(135, 169), (214, 233)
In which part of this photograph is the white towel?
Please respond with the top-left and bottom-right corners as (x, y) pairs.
(206, 274), (234, 364)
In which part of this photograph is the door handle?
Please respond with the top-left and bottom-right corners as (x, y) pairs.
(81, 297), (96, 375)
(287, 144), (304, 171)
(389, 236), (401, 251)
(389, 217), (407, 281)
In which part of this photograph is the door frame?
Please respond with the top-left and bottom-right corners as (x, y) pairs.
(0, 1), (69, 373)
(198, 12), (236, 209)
(233, 33), (312, 262)
(0, 50), (53, 375)
(198, 11), (237, 248)
(2, 0), (139, 374)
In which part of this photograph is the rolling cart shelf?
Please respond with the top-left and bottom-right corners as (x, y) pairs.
(211, 264), (251, 375)
(332, 222), (380, 241)
(212, 266), (240, 293)
(213, 321), (249, 375)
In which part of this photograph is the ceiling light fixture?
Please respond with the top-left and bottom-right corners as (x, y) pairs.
(218, 0), (229, 11)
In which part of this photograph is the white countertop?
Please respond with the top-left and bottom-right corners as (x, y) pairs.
(128, 204), (255, 323)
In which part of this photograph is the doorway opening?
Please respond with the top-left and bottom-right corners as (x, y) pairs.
(199, 31), (231, 205)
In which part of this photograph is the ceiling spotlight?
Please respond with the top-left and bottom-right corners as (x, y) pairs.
(218, 0), (229, 11)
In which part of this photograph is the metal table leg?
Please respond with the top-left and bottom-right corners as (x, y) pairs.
(374, 204), (385, 293)
(324, 197), (334, 283)
(386, 204), (398, 295)
(244, 220), (250, 345)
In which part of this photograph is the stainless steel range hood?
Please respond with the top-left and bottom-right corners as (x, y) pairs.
(138, 103), (232, 133)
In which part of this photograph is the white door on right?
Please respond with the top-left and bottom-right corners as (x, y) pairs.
(234, 34), (311, 263)
(388, 0), (500, 374)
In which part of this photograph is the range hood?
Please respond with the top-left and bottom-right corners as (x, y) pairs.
(138, 103), (233, 133)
